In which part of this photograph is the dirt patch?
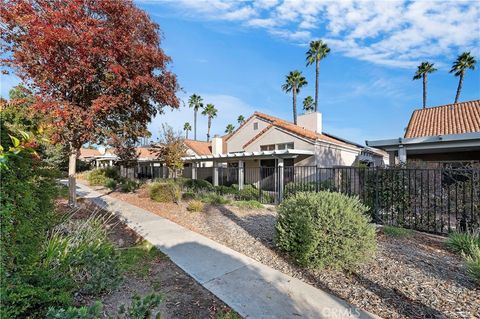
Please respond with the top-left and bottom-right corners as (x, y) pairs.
(56, 198), (237, 319)
(96, 185), (480, 319)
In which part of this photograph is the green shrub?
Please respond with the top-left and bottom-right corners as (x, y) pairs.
(383, 225), (414, 237)
(200, 193), (230, 205)
(148, 182), (181, 203)
(86, 168), (118, 186)
(284, 180), (336, 198)
(47, 294), (162, 319)
(105, 178), (117, 191)
(120, 179), (140, 193)
(215, 185), (238, 196)
(187, 200), (205, 212)
(447, 232), (480, 256)
(235, 185), (259, 201)
(233, 200), (263, 210)
(182, 191), (196, 201)
(46, 301), (102, 319)
(275, 191), (376, 270)
(183, 179), (214, 192)
(464, 244), (480, 284)
(43, 213), (121, 295)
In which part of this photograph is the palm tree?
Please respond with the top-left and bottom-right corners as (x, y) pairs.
(202, 103), (218, 142)
(183, 122), (192, 139)
(237, 115), (245, 125)
(281, 70), (308, 124)
(188, 94), (203, 140)
(413, 61), (437, 108)
(306, 40), (330, 112)
(225, 124), (235, 134)
(303, 96), (314, 113)
(450, 52), (477, 104)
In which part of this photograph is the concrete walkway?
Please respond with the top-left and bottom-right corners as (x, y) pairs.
(73, 182), (379, 319)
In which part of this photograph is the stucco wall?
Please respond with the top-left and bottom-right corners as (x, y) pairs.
(243, 127), (315, 152)
(226, 117), (270, 152)
(314, 143), (360, 167)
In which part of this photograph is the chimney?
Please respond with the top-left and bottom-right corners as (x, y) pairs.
(211, 135), (223, 155)
(297, 111), (322, 134)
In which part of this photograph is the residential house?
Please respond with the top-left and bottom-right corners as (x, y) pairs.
(366, 100), (480, 165)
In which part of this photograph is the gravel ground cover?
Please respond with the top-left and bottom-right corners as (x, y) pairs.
(90, 184), (479, 319)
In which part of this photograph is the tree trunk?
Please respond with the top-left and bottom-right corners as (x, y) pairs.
(422, 74), (427, 108)
(207, 117), (211, 142)
(194, 110), (197, 140)
(315, 59), (319, 112)
(186, 130), (189, 139)
(454, 72), (464, 104)
(293, 86), (297, 125)
(68, 146), (78, 207)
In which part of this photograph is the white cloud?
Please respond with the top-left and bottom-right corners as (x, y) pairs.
(148, 93), (257, 141)
(163, 0), (480, 68)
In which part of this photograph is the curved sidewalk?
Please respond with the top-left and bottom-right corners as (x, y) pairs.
(73, 182), (379, 319)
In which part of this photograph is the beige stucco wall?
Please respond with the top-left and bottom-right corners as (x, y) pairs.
(226, 116), (270, 153)
(243, 127), (315, 152)
(314, 143), (360, 167)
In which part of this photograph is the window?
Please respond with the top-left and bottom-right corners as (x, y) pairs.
(253, 122), (258, 130)
(260, 144), (275, 151)
(277, 142), (294, 150)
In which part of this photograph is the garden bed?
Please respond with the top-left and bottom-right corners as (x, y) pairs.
(56, 198), (239, 319)
(87, 182), (479, 319)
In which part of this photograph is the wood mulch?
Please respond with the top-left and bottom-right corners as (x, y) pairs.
(90, 183), (480, 319)
(55, 198), (238, 319)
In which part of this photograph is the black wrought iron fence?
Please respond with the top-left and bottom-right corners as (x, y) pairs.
(118, 162), (479, 234)
(283, 166), (480, 235)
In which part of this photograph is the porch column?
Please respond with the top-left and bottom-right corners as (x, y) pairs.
(277, 158), (284, 203)
(388, 151), (396, 167)
(398, 146), (407, 164)
(238, 160), (244, 190)
(192, 162), (197, 180)
(213, 161), (219, 186)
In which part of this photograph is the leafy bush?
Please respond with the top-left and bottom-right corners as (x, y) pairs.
(187, 200), (205, 212)
(215, 185), (238, 196)
(234, 185), (259, 201)
(284, 180), (336, 198)
(447, 231), (480, 256)
(120, 179), (141, 193)
(86, 168), (118, 186)
(200, 193), (230, 205)
(182, 191), (196, 201)
(183, 179), (214, 192)
(383, 225), (414, 237)
(275, 191), (376, 270)
(47, 294), (162, 319)
(105, 178), (117, 191)
(464, 244), (480, 284)
(233, 200), (263, 210)
(148, 182), (181, 203)
(46, 301), (102, 319)
(43, 213), (121, 295)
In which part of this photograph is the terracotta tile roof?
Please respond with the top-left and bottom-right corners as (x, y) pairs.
(136, 147), (157, 159)
(78, 148), (100, 158)
(246, 111), (359, 149)
(404, 100), (480, 138)
(184, 139), (212, 155)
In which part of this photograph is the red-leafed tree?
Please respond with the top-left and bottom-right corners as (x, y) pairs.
(1, 0), (179, 206)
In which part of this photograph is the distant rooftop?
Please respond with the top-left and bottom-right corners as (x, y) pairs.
(405, 100), (480, 138)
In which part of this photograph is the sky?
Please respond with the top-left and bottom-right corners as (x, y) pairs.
(1, 0), (479, 144)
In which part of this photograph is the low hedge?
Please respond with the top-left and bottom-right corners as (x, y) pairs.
(275, 191), (376, 270)
(86, 168), (119, 186)
(183, 179), (214, 192)
(148, 182), (181, 203)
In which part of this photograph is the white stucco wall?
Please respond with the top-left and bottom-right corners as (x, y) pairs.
(226, 116), (270, 152)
